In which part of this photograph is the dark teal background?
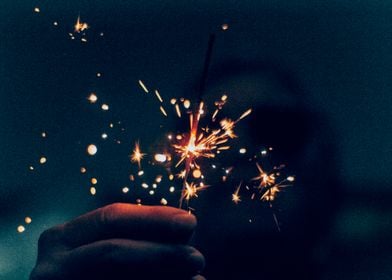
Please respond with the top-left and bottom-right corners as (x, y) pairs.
(0, 0), (391, 279)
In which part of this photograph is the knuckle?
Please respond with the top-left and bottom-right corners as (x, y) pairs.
(38, 225), (64, 249)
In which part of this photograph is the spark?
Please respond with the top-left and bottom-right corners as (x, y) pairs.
(154, 90), (163, 102)
(96, 73), (102, 77)
(39, 156), (47, 164)
(122, 187), (129, 193)
(80, 167), (87, 174)
(90, 187), (96, 195)
(87, 144), (97, 156)
(160, 198), (168, 205)
(159, 106), (168, 117)
(130, 142), (146, 169)
(253, 163), (276, 188)
(232, 182), (242, 204)
(182, 182), (207, 202)
(239, 148), (247, 154)
(137, 170), (144, 176)
(91, 178), (97, 185)
(221, 23), (229, 31)
(41, 132), (47, 138)
(34, 7), (40, 13)
(154, 154), (167, 162)
(87, 93), (98, 103)
(155, 175), (163, 183)
(101, 104), (109, 111)
(17, 225), (25, 233)
(25, 217), (32, 224)
(138, 80), (149, 93)
(101, 133), (108, 139)
(74, 15), (88, 33)
(175, 103), (182, 118)
(183, 99), (191, 109)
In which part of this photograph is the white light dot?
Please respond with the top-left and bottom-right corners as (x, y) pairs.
(88, 93), (98, 103)
(90, 187), (96, 195)
(239, 148), (247, 154)
(149, 190), (155, 195)
(17, 225), (25, 233)
(34, 7), (40, 13)
(287, 176), (295, 182)
(80, 167), (87, 174)
(138, 170), (144, 176)
(261, 150), (267, 155)
(170, 98), (177, 105)
(39, 157), (47, 164)
(152, 184), (157, 189)
(155, 175), (162, 183)
(96, 72), (102, 77)
(122, 187), (129, 193)
(160, 198), (168, 205)
(29, 166), (34, 171)
(154, 154), (167, 162)
(53, 21), (58, 26)
(87, 144), (97, 156)
(101, 133), (108, 139)
(41, 132), (47, 138)
(169, 186), (175, 193)
(25, 217), (32, 224)
(183, 99), (191, 109)
(141, 183), (149, 189)
(221, 23), (229, 31)
(101, 104), (109, 111)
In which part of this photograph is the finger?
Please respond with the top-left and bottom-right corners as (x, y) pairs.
(60, 203), (196, 248)
(64, 238), (205, 279)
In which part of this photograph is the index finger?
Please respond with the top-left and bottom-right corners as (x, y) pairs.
(59, 203), (196, 248)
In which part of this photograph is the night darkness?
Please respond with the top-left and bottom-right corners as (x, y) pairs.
(1, 1), (391, 279)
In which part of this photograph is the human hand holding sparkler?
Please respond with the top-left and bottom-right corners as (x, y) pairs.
(30, 203), (205, 280)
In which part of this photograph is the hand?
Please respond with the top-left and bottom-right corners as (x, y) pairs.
(30, 203), (205, 280)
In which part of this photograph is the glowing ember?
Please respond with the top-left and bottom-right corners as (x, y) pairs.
(87, 144), (97, 156)
(90, 187), (97, 195)
(17, 225), (25, 233)
(39, 157), (47, 164)
(25, 217), (32, 224)
(91, 178), (98, 185)
(160, 198), (168, 205)
(130, 142), (146, 169)
(221, 23), (229, 31)
(74, 15), (88, 33)
(34, 7), (40, 13)
(88, 93), (98, 103)
(138, 80), (149, 93)
(154, 154), (167, 162)
(80, 167), (87, 174)
(101, 104), (109, 111)
(232, 183), (242, 204)
(122, 187), (129, 193)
